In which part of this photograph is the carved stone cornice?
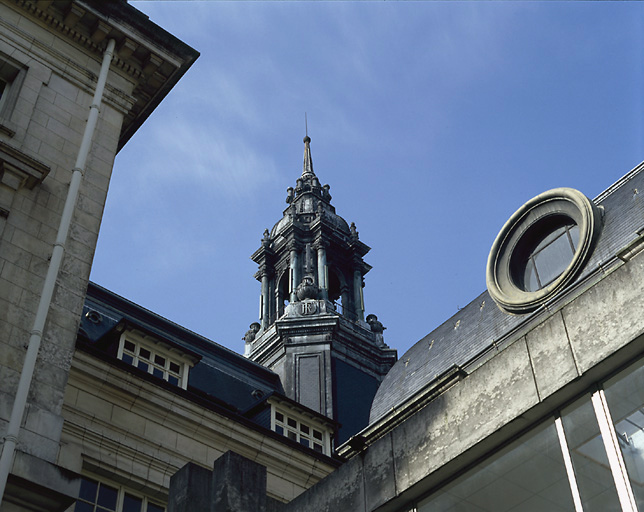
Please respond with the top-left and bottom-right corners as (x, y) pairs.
(12, 0), (199, 150)
(257, 263), (274, 279)
(312, 239), (328, 251)
(288, 240), (301, 253)
(0, 141), (49, 190)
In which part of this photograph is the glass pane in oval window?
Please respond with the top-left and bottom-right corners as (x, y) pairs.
(523, 260), (540, 293)
(569, 225), (580, 250)
(517, 221), (578, 292)
(532, 229), (575, 288)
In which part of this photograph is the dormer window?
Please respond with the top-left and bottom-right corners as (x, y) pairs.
(117, 332), (191, 389)
(270, 401), (333, 455)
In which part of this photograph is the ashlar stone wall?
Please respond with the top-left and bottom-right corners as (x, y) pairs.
(0, 0), (135, 466)
(60, 350), (338, 505)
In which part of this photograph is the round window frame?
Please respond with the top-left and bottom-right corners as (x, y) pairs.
(486, 188), (602, 314)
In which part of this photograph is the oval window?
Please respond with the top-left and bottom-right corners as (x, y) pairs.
(510, 215), (580, 292)
(486, 188), (602, 314)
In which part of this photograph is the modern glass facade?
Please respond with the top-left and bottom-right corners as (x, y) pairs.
(414, 357), (644, 512)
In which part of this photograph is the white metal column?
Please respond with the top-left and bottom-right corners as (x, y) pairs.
(591, 389), (638, 512)
(555, 415), (585, 512)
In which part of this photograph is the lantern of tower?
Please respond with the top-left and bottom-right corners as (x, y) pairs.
(245, 136), (397, 445)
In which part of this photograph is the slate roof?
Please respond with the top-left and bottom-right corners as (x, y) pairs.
(369, 162), (644, 424)
(80, 282), (283, 411)
(77, 282), (340, 459)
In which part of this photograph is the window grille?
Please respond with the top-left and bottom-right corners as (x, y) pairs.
(75, 476), (165, 512)
(117, 335), (188, 389)
(272, 407), (330, 455)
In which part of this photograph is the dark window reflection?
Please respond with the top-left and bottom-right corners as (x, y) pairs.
(510, 215), (579, 292)
(560, 394), (621, 511)
(417, 420), (576, 511)
(604, 362), (644, 509)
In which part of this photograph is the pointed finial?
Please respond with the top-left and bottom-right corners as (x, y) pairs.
(304, 112), (311, 144)
(302, 126), (314, 177)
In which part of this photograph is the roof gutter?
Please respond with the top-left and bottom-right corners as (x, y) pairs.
(0, 38), (116, 504)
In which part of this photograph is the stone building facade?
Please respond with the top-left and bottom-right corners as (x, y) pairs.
(0, 3), (379, 511)
(64, 281), (339, 509)
(0, 1), (197, 509)
(3, 1), (644, 512)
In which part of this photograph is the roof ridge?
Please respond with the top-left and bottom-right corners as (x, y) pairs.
(594, 160), (644, 203)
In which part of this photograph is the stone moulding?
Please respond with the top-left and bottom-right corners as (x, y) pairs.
(0, 141), (50, 190)
(486, 187), (603, 314)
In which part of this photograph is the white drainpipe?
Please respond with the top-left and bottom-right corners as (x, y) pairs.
(0, 38), (116, 504)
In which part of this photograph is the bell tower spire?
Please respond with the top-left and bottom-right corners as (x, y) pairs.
(245, 135), (397, 447)
(302, 135), (314, 178)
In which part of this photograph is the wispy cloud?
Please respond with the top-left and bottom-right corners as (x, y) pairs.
(150, 120), (279, 197)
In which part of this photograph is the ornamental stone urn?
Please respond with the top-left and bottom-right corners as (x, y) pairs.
(296, 275), (318, 301)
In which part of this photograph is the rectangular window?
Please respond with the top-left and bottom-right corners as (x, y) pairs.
(412, 357), (644, 512)
(603, 362), (644, 510)
(417, 419), (577, 511)
(271, 406), (331, 455)
(560, 393), (622, 510)
(75, 476), (165, 512)
(117, 335), (187, 389)
(0, 55), (25, 131)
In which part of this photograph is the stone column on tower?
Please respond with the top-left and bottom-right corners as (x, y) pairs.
(353, 267), (364, 322)
(260, 266), (270, 330)
(289, 241), (300, 303)
(314, 240), (328, 301)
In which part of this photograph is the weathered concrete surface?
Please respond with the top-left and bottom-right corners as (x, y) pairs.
(168, 463), (211, 512)
(211, 451), (267, 512)
(280, 250), (644, 511)
(3, 450), (79, 511)
(526, 311), (580, 401)
(392, 337), (538, 496)
(168, 452), (271, 512)
(282, 454), (366, 512)
(363, 433), (396, 511)
(564, 251), (644, 375)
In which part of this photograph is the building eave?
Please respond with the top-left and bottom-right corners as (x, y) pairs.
(13, 0), (199, 151)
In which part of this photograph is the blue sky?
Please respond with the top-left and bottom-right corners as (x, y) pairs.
(90, 1), (643, 358)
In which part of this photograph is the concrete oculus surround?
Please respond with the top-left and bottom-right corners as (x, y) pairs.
(486, 187), (603, 314)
